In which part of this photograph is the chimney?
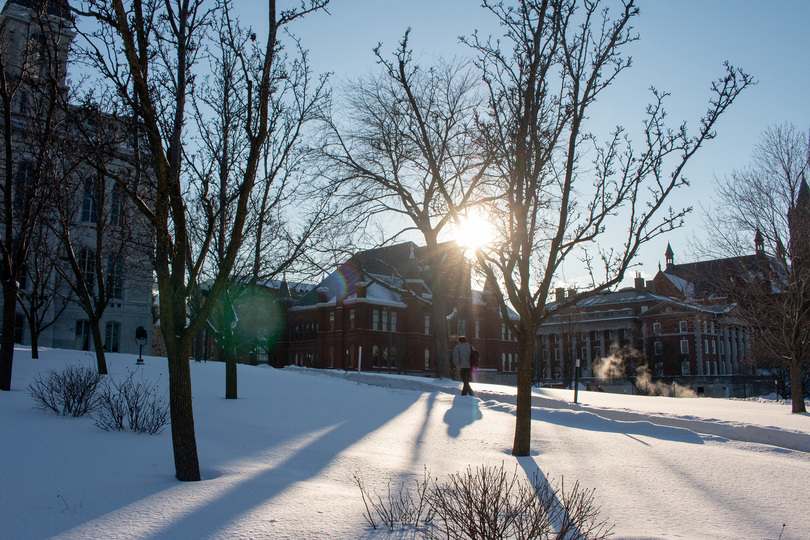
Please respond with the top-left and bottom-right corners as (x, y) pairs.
(356, 281), (367, 298)
(317, 287), (328, 303)
(634, 272), (645, 291)
(567, 287), (576, 298)
(555, 287), (565, 302)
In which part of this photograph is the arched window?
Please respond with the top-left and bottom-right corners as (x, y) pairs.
(424, 348), (430, 369)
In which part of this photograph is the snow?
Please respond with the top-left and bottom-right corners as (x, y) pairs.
(1, 347), (809, 540)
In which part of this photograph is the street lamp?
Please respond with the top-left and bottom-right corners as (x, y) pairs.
(135, 326), (147, 364)
(574, 358), (580, 404)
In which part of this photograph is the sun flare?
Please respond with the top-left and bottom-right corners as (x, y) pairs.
(454, 215), (493, 250)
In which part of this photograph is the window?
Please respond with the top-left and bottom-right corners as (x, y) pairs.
(555, 348), (560, 361)
(501, 353), (506, 371)
(704, 339), (709, 353)
(720, 361), (726, 375)
(81, 179), (97, 223)
(654, 341), (663, 355)
(19, 265), (28, 291)
(475, 320), (480, 339)
(390, 311), (397, 332)
(508, 353), (514, 371)
(680, 339), (689, 354)
(702, 320), (708, 333)
(373, 309), (380, 330)
(349, 309), (355, 329)
(382, 309), (389, 331)
(458, 318), (466, 337)
(424, 348), (430, 369)
(329, 311), (335, 331)
(501, 323), (506, 340)
(593, 346), (602, 358)
(653, 322), (662, 334)
(681, 360), (691, 376)
(79, 248), (95, 289)
(372, 345), (380, 367)
(581, 347), (587, 360)
(107, 255), (124, 299)
(110, 183), (124, 226)
(712, 340), (717, 354)
(104, 321), (120, 352)
(608, 329), (616, 340)
(424, 314), (431, 335)
(705, 361), (711, 375)
(679, 320), (688, 333)
(329, 346), (335, 368)
(75, 320), (91, 351)
(719, 341), (725, 355)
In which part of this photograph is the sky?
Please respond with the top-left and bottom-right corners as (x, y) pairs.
(277, 0), (810, 287)
(2, 346), (809, 539)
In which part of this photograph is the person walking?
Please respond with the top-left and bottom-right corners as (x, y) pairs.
(452, 336), (475, 396)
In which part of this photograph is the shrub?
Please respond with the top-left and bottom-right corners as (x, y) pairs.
(356, 463), (613, 540)
(28, 365), (104, 417)
(95, 370), (170, 434)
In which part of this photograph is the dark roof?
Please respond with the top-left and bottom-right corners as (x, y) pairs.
(293, 240), (464, 308)
(664, 253), (778, 298)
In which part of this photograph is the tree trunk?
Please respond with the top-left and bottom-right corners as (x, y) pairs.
(0, 281), (18, 391)
(790, 357), (806, 413)
(512, 327), (536, 456)
(30, 330), (39, 359)
(166, 341), (201, 481)
(433, 294), (450, 379)
(224, 341), (237, 399)
(89, 317), (108, 375)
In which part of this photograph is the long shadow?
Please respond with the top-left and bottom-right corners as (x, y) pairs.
(443, 395), (482, 438)
(53, 367), (424, 540)
(533, 407), (705, 446)
(516, 456), (585, 539)
(155, 374), (422, 539)
(409, 392), (438, 465)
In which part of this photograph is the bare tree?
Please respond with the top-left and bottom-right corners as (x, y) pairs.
(76, 0), (328, 481)
(189, 10), (331, 398)
(16, 216), (71, 359)
(324, 31), (489, 378)
(0, 0), (74, 390)
(703, 124), (809, 413)
(465, 0), (752, 455)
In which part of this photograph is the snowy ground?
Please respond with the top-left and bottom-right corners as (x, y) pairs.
(1, 347), (808, 540)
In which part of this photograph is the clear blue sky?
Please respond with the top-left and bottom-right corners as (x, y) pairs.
(280, 1), (809, 287)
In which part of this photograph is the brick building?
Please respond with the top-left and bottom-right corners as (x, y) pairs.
(282, 241), (518, 377)
(535, 242), (764, 394)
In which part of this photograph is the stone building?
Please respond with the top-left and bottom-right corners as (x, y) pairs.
(0, 0), (154, 355)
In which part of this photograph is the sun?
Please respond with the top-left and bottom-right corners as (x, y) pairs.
(453, 215), (493, 250)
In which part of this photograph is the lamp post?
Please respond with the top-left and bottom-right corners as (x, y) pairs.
(574, 358), (580, 404)
(135, 326), (147, 364)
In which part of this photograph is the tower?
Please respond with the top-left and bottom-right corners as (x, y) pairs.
(665, 242), (674, 270)
(0, 0), (74, 110)
(754, 229), (764, 255)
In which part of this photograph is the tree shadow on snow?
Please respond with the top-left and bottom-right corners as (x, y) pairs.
(55, 369), (425, 540)
(534, 408), (705, 446)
